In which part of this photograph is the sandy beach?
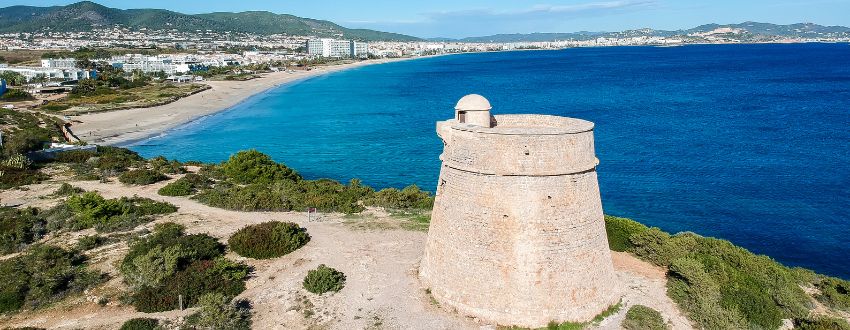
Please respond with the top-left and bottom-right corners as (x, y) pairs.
(70, 57), (416, 146)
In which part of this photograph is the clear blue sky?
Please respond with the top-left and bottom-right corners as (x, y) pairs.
(2, 0), (849, 38)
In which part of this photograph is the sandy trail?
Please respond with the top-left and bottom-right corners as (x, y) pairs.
(1, 177), (693, 329)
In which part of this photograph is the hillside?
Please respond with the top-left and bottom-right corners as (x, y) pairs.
(0, 1), (419, 41)
(445, 22), (850, 43)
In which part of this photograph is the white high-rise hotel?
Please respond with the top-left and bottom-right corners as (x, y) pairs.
(306, 39), (369, 58)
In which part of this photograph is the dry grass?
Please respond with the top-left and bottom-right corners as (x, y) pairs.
(41, 83), (210, 114)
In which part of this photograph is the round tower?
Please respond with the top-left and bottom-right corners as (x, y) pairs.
(420, 95), (620, 328)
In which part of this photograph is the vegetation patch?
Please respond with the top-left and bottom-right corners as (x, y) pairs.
(76, 235), (107, 251)
(0, 207), (46, 255)
(603, 215), (844, 329)
(158, 173), (209, 196)
(0, 89), (34, 101)
(184, 292), (252, 330)
(794, 317), (850, 330)
(94, 146), (145, 173)
(46, 191), (177, 233)
(813, 277), (850, 312)
(118, 169), (168, 185)
(192, 150), (433, 214)
(623, 305), (668, 330)
(303, 264), (346, 294)
(228, 221), (310, 259)
(119, 317), (160, 330)
(121, 223), (248, 313)
(0, 245), (103, 313)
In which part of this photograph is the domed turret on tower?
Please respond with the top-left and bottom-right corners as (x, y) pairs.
(455, 94), (493, 128)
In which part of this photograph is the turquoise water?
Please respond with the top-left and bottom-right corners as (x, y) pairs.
(130, 43), (850, 278)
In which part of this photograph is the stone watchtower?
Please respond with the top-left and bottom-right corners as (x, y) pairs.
(420, 95), (620, 328)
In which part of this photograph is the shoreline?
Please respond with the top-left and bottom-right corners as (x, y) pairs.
(71, 56), (433, 146)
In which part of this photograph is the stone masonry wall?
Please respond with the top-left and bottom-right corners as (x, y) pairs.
(421, 114), (621, 328)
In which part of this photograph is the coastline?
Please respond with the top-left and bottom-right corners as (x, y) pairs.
(70, 57), (428, 146)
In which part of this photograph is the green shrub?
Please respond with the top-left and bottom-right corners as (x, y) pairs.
(303, 264), (346, 294)
(814, 277), (850, 311)
(0, 89), (34, 101)
(0, 166), (47, 188)
(0, 207), (46, 255)
(607, 216), (813, 330)
(120, 223), (247, 313)
(55, 192), (177, 232)
(131, 258), (247, 312)
(220, 150), (301, 184)
(623, 305), (668, 330)
(53, 183), (84, 196)
(0, 245), (103, 313)
(795, 317), (850, 330)
(2, 153), (33, 169)
(194, 183), (291, 212)
(119, 317), (160, 330)
(158, 173), (209, 196)
(95, 146), (144, 172)
(77, 235), (106, 250)
(604, 216), (649, 252)
(187, 292), (251, 330)
(228, 222), (310, 259)
(148, 156), (186, 174)
(367, 185), (434, 210)
(119, 169), (168, 185)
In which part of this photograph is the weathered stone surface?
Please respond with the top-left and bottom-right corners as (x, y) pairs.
(420, 98), (621, 328)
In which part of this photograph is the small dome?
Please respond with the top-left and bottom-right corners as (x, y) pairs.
(455, 94), (492, 111)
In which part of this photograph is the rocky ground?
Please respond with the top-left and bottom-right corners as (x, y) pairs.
(1, 171), (694, 330)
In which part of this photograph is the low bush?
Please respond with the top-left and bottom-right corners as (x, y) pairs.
(623, 305), (667, 330)
(220, 150), (301, 184)
(121, 223), (248, 313)
(795, 317), (850, 330)
(814, 277), (850, 312)
(0, 89), (34, 101)
(0, 245), (103, 313)
(119, 169), (168, 185)
(303, 264), (346, 294)
(158, 173), (209, 197)
(53, 183), (84, 196)
(95, 146), (144, 172)
(194, 183), (290, 212)
(228, 222), (310, 259)
(148, 156), (186, 174)
(77, 235), (107, 250)
(185, 292), (251, 330)
(604, 215), (649, 252)
(119, 318), (160, 330)
(132, 258), (247, 312)
(49, 192), (177, 232)
(604, 216), (812, 330)
(367, 185), (434, 210)
(0, 207), (46, 255)
(0, 166), (47, 188)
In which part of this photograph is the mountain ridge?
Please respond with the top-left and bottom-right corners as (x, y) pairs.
(433, 21), (850, 43)
(0, 1), (420, 41)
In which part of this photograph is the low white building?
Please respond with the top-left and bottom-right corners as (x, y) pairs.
(41, 58), (78, 69)
(0, 66), (94, 82)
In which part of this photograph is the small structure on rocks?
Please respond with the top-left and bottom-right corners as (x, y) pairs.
(420, 94), (621, 328)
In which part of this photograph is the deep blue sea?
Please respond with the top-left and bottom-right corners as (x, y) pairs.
(129, 43), (850, 279)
